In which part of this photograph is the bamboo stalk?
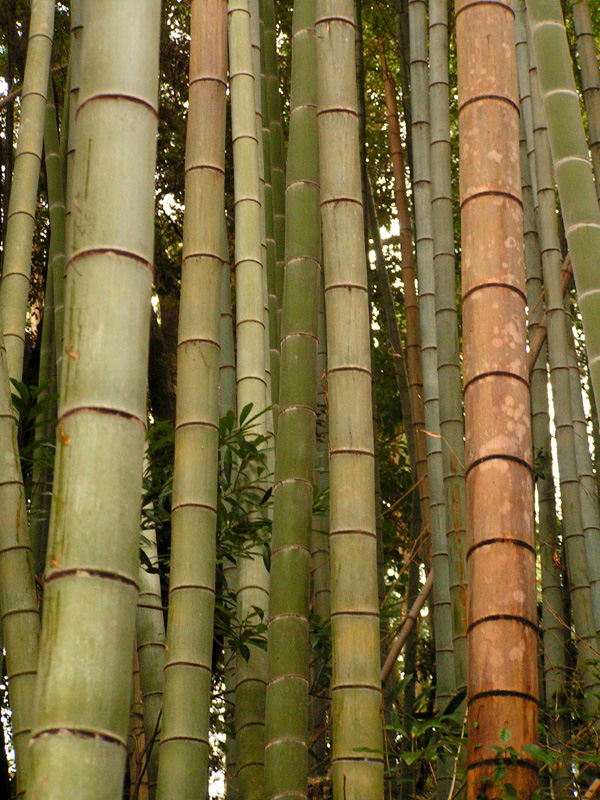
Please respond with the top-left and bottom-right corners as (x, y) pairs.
(264, 3), (321, 794)
(157, 3), (227, 798)
(570, 0), (600, 198)
(0, 0), (55, 382)
(315, 2), (384, 796)
(455, 0), (539, 795)
(0, 336), (40, 798)
(429, 0), (468, 696)
(408, 8), (456, 795)
(527, 0), (600, 436)
(228, 0), (270, 794)
(527, 27), (600, 711)
(26, 3), (161, 796)
(518, 103), (570, 796)
(137, 520), (165, 800)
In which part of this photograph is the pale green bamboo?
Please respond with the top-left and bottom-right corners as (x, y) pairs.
(526, 0), (600, 435)
(58, 62), (70, 197)
(515, 5), (538, 200)
(157, 4), (227, 798)
(527, 27), (600, 709)
(310, 274), (330, 774)
(570, 0), (600, 198)
(43, 81), (66, 398)
(264, 4), (321, 795)
(519, 111), (570, 796)
(229, 1), (270, 795)
(219, 216), (239, 800)
(408, 6), (455, 795)
(0, 334), (40, 798)
(249, 0), (274, 448)
(258, 6), (280, 428)
(137, 521), (166, 800)
(428, 0), (467, 697)
(30, 82), (66, 577)
(220, 216), (237, 422)
(315, 3), (384, 797)
(58, 0), (83, 383)
(128, 647), (147, 800)
(25, 3), (161, 797)
(565, 299), (600, 636)
(261, 0), (286, 328)
(0, 0), (55, 381)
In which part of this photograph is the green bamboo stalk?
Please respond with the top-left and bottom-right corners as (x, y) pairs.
(0, 335), (40, 798)
(58, 0), (83, 383)
(44, 81), (66, 395)
(309, 273), (330, 775)
(515, 6), (538, 200)
(129, 647), (149, 800)
(526, 0), (600, 439)
(565, 298), (600, 636)
(315, 3), (384, 797)
(408, 6), (456, 795)
(25, 3), (161, 797)
(30, 81), (66, 577)
(455, 1), (538, 795)
(229, 0), (270, 795)
(220, 216), (237, 422)
(249, 0), (274, 449)
(0, 0), (55, 382)
(258, 2), (280, 428)
(570, 0), (600, 198)
(264, 4), (321, 795)
(527, 25), (599, 710)
(219, 216), (239, 800)
(156, 3), (227, 798)
(519, 109), (570, 796)
(137, 519), (166, 800)
(261, 0), (286, 329)
(428, 0), (467, 697)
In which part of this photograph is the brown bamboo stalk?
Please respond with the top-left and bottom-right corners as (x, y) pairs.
(455, 2), (539, 796)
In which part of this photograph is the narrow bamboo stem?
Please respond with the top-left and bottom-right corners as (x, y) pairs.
(0, 0), (55, 381)
(408, 8), (456, 792)
(137, 520), (165, 800)
(157, 3), (227, 798)
(429, 0), (468, 696)
(315, 2), (384, 796)
(229, 0), (270, 794)
(527, 28), (599, 709)
(0, 336), (40, 798)
(519, 106), (570, 796)
(264, 3), (321, 794)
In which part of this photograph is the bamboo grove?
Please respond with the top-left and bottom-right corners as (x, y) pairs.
(5, 0), (600, 798)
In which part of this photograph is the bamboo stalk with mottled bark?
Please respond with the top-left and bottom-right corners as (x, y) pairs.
(455, 1), (539, 795)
